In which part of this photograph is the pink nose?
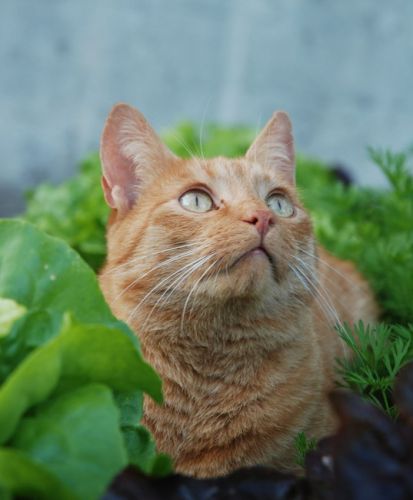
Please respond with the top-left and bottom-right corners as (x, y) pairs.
(242, 209), (274, 237)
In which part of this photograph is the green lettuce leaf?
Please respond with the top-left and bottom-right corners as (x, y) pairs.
(0, 298), (26, 337)
(0, 449), (75, 500)
(11, 384), (126, 500)
(0, 219), (113, 325)
(0, 219), (166, 499)
(0, 219), (141, 382)
(0, 317), (162, 445)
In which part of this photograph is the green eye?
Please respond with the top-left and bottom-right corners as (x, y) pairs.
(266, 193), (294, 217)
(179, 190), (213, 213)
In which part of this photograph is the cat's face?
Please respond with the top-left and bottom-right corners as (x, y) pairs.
(100, 104), (315, 316)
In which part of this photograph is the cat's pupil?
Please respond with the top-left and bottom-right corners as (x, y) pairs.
(195, 196), (199, 207)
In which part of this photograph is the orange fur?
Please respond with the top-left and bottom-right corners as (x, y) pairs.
(99, 104), (378, 477)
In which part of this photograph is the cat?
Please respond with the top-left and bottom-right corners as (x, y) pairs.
(98, 103), (378, 477)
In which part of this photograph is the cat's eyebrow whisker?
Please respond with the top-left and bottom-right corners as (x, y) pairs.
(167, 131), (204, 171)
(198, 96), (212, 161)
(126, 253), (213, 324)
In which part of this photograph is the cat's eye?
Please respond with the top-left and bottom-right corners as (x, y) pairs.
(179, 190), (214, 213)
(266, 193), (294, 217)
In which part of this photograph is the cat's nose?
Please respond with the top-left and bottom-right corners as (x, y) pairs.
(242, 209), (275, 237)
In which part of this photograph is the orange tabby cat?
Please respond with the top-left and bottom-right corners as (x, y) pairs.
(99, 103), (377, 477)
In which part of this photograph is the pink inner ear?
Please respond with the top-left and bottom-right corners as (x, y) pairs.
(101, 175), (115, 208)
(101, 138), (138, 211)
(101, 176), (133, 214)
(100, 105), (142, 212)
(100, 103), (176, 213)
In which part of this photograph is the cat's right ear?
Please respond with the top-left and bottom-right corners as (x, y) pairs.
(100, 103), (176, 215)
(246, 111), (295, 185)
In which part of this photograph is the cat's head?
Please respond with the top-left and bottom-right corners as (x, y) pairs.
(100, 104), (315, 320)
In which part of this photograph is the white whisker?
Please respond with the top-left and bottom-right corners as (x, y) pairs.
(180, 257), (219, 332)
(126, 253), (213, 324)
(112, 246), (209, 303)
(106, 242), (202, 276)
(292, 256), (342, 327)
(141, 254), (215, 330)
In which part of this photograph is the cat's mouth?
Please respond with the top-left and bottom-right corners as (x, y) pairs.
(230, 246), (274, 269)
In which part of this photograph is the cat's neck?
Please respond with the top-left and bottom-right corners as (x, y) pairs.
(130, 299), (314, 386)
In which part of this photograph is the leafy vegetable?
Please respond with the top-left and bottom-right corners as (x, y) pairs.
(11, 384), (126, 500)
(0, 220), (165, 499)
(294, 432), (317, 467)
(336, 322), (413, 418)
(0, 449), (74, 500)
(0, 298), (26, 337)
(304, 149), (413, 325)
(25, 155), (109, 270)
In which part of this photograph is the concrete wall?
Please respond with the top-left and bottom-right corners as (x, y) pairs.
(1, 0), (413, 215)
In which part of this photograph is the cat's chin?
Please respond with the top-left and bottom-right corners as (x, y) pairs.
(198, 251), (275, 301)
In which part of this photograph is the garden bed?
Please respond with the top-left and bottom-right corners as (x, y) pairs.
(0, 123), (412, 499)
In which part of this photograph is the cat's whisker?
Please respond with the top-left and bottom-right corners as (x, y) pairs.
(139, 254), (215, 331)
(292, 238), (371, 314)
(199, 96), (212, 161)
(292, 257), (342, 327)
(288, 257), (337, 325)
(112, 246), (210, 303)
(126, 253), (213, 325)
(296, 244), (364, 292)
(180, 257), (219, 333)
(293, 252), (352, 317)
(106, 242), (203, 275)
(167, 130), (204, 170)
(288, 263), (335, 323)
(291, 257), (350, 359)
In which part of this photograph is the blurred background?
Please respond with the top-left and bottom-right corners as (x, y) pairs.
(1, 0), (413, 216)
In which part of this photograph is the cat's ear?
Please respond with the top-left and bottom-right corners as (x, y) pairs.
(100, 103), (176, 214)
(246, 111), (295, 185)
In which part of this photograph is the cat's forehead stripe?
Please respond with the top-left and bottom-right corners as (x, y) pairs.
(191, 158), (274, 198)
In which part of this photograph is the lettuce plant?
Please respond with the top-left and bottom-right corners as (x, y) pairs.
(0, 220), (170, 499)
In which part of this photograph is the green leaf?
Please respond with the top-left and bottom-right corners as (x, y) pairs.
(0, 448), (75, 500)
(0, 309), (63, 384)
(336, 321), (413, 417)
(0, 219), (142, 382)
(11, 384), (126, 500)
(114, 390), (144, 426)
(294, 431), (317, 467)
(25, 154), (108, 270)
(0, 219), (113, 325)
(0, 317), (162, 445)
(0, 298), (26, 337)
(122, 425), (173, 477)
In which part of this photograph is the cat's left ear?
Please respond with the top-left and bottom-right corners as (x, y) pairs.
(246, 111), (295, 185)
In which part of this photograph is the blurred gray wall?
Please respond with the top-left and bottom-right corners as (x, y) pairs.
(1, 0), (413, 215)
